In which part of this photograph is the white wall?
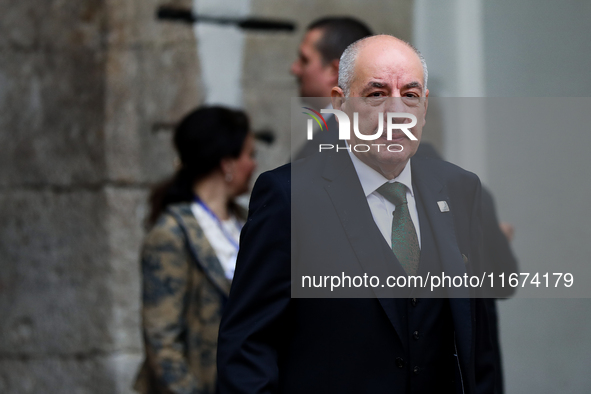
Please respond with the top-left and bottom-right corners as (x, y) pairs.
(414, 1), (591, 392)
(193, 0), (251, 108)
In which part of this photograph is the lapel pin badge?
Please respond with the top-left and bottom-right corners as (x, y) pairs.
(437, 201), (450, 212)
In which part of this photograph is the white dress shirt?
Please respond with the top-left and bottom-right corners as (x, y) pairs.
(348, 151), (421, 249)
(191, 202), (243, 280)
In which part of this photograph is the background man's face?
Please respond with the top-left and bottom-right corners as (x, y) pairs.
(337, 38), (428, 178)
(291, 28), (336, 99)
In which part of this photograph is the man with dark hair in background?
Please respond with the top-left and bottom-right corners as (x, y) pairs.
(291, 17), (373, 160)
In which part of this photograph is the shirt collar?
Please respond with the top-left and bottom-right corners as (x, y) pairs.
(347, 149), (414, 198)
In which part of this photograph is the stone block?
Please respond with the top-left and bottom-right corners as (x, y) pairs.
(0, 355), (118, 394)
(0, 190), (114, 355)
(109, 352), (144, 394)
(105, 0), (197, 49)
(38, 0), (106, 51)
(104, 43), (202, 184)
(243, 32), (300, 87)
(0, 49), (107, 187)
(103, 187), (148, 351)
(0, 0), (106, 51)
(0, 1), (37, 49)
(243, 86), (295, 172)
(0, 186), (151, 392)
(137, 42), (203, 183)
(103, 47), (142, 184)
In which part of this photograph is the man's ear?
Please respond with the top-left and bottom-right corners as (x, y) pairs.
(331, 86), (345, 110)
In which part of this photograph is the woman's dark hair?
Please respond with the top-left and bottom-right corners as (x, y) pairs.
(147, 106), (249, 227)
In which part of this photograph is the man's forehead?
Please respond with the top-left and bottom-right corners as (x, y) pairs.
(358, 35), (412, 54)
(353, 42), (424, 86)
(354, 68), (424, 92)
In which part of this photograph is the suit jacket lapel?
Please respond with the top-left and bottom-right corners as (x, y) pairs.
(411, 157), (472, 363)
(168, 204), (232, 298)
(411, 157), (469, 294)
(321, 151), (410, 349)
(412, 192), (440, 297)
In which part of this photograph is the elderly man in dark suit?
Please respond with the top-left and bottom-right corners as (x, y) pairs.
(217, 35), (496, 394)
(292, 19), (518, 391)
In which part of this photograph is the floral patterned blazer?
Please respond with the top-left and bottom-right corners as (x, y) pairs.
(134, 203), (232, 394)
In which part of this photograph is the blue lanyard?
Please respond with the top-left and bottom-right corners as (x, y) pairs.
(193, 196), (242, 250)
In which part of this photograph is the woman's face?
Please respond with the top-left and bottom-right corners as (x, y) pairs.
(226, 133), (257, 196)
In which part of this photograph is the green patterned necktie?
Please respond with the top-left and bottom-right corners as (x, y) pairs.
(376, 182), (420, 276)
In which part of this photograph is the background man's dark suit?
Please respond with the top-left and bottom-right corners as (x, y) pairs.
(217, 148), (497, 394)
(294, 114), (339, 160)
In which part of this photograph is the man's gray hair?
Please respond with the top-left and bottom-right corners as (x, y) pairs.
(338, 36), (429, 97)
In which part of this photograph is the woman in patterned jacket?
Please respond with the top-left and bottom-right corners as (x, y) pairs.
(134, 106), (256, 394)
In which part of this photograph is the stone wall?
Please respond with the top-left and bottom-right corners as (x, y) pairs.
(0, 0), (413, 392)
(0, 0), (201, 392)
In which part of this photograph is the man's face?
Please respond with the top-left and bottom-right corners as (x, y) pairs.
(333, 36), (429, 179)
(291, 28), (338, 100)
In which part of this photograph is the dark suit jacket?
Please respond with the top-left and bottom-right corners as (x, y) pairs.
(217, 150), (496, 394)
(293, 114), (339, 161)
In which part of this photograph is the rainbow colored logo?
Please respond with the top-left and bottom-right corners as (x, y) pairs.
(301, 107), (329, 131)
